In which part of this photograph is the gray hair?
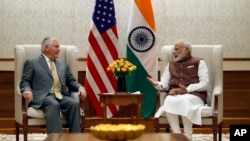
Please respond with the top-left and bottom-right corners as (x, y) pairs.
(41, 37), (57, 52)
(175, 39), (192, 52)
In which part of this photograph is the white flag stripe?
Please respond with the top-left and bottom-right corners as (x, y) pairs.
(91, 25), (117, 92)
(127, 4), (150, 34)
(127, 2), (157, 79)
(88, 49), (115, 92)
(106, 106), (113, 118)
(85, 67), (100, 100)
(86, 67), (113, 117)
(86, 0), (119, 117)
(92, 25), (115, 63)
(134, 49), (158, 79)
(126, 0), (157, 118)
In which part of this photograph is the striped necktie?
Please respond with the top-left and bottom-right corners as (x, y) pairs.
(49, 60), (63, 99)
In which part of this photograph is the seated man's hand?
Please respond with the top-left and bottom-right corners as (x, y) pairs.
(22, 90), (33, 103)
(79, 87), (87, 101)
(169, 84), (187, 95)
(146, 75), (158, 86)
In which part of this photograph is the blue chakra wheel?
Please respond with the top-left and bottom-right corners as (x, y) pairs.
(128, 26), (155, 52)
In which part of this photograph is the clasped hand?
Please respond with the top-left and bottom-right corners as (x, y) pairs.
(168, 84), (187, 95)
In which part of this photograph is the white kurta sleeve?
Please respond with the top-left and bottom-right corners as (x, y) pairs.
(154, 64), (171, 91)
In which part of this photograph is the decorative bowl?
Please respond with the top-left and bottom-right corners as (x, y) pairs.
(90, 123), (145, 141)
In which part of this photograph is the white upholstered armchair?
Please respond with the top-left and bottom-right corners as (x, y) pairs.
(154, 45), (223, 141)
(14, 45), (85, 141)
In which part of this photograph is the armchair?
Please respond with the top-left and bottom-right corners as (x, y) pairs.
(154, 45), (223, 141)
(14, 45), (85, 141)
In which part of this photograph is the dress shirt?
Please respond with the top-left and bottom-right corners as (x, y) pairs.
(42, 54), (60, 93)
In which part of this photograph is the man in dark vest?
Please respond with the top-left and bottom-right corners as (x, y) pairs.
(147, 39), (209, 140)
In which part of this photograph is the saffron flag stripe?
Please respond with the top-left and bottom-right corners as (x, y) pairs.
(134, 0), (155, 31)
(127, 0), (157, 79)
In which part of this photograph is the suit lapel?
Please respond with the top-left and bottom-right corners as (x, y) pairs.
(39, 55), (52, 78)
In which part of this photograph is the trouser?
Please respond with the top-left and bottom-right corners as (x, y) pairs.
(166, 112), (193, 140)
(41, 93), (81, 134)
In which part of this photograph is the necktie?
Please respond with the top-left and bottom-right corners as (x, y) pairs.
(49, 60), (63, 99)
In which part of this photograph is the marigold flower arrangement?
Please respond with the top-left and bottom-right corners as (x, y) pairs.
(107, 58), (137, 77)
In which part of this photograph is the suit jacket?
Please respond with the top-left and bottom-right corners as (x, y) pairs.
(20, 54), (82, 108)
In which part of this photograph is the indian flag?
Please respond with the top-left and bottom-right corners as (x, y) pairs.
(126, 0), (158, 119)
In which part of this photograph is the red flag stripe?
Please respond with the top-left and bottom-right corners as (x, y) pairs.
(86, 51), (118, 116)
(91, 25), (118, 63)
(85, 0), (119, 118)
(88, 31), (116, 91)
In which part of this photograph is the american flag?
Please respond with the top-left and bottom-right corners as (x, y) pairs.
(85, 0), (119, 117)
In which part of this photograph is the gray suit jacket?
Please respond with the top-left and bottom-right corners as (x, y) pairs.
(20, 54), (82, 108)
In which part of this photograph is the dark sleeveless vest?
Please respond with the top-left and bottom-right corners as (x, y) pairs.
(168, 57), (207, 103)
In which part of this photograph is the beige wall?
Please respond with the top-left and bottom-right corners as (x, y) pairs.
(0, 0), (250, 58)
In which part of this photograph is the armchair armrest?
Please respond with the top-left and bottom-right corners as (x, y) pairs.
(211, 86), (223, 124)
(22, 96), (28, 126)
(15, 86), (28, 125)
(211, 85), (223, 111)
(212, 85), (223, 96)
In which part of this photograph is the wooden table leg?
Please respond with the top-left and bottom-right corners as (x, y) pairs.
(103, 103), (107, 122)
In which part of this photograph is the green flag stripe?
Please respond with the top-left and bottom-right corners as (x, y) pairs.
(126, 45), (157, 119)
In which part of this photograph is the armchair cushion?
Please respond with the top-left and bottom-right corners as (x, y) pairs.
(156, 104), (212, 118)
(201, 105), (213, 117)
(27, 92), (83, 119)
(27, 108), (65, 119)
(27, 107), (46, 119)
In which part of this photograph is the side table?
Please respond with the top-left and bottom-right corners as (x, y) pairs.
(98, 93), (143, 123)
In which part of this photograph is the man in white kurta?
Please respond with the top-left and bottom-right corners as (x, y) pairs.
(147, 39), (209, 140)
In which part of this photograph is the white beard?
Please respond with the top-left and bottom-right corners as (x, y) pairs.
(173, 50), (185, 62)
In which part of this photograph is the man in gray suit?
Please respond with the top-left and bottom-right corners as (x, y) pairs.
(20, 37), (87, 134)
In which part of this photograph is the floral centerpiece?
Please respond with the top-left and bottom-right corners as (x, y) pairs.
(107, 58), (137, 77)
(107, 58), (137, 93)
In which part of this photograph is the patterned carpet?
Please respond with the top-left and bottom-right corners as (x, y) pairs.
(0, 133), (230, 141)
